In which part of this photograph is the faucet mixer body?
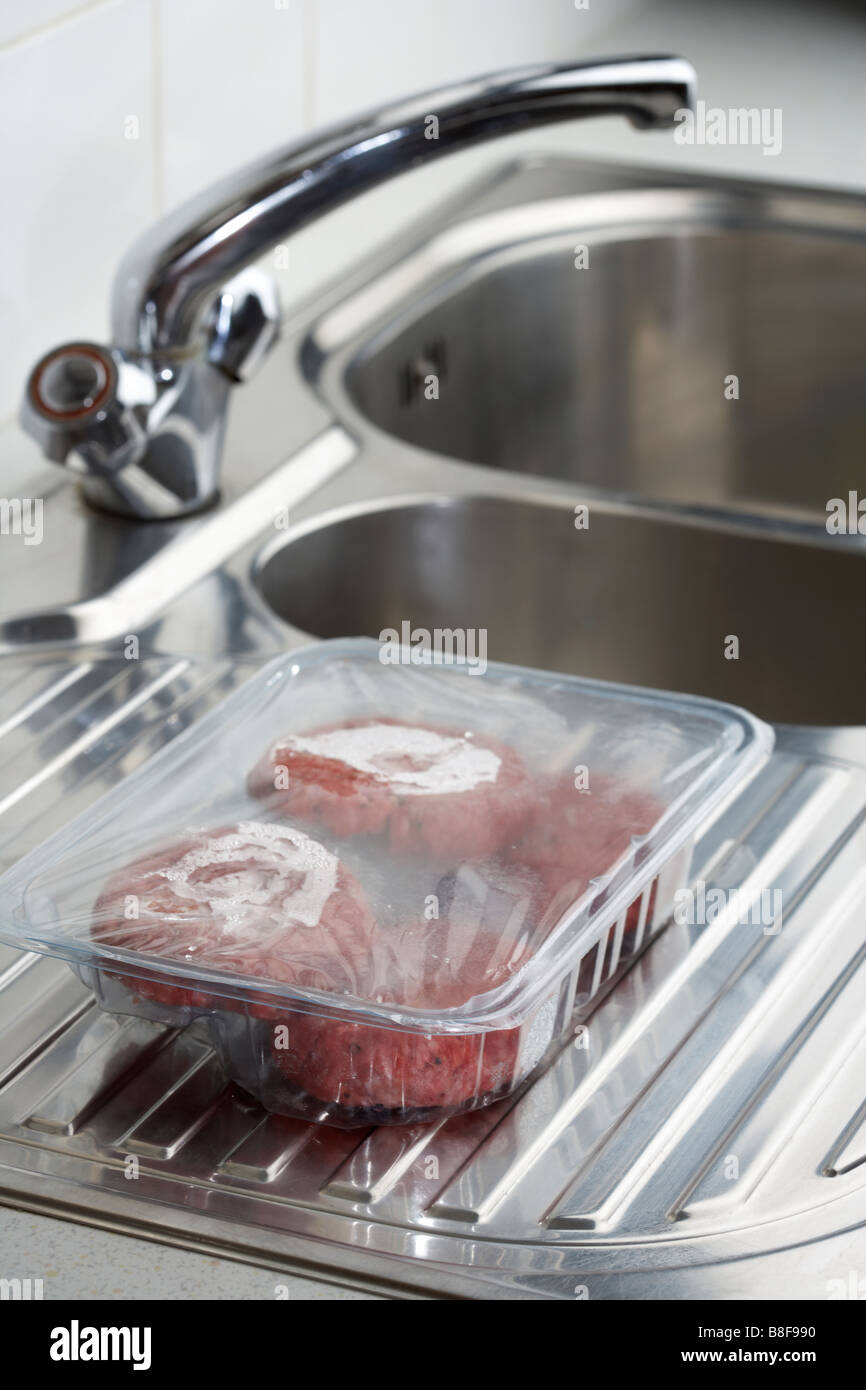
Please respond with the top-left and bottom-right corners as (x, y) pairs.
(21, 56), (696, 519)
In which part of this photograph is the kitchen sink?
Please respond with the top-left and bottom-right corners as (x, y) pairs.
(335, 184), (866, 526)
(255, 492), (866, 726)
(1, 155), (866, 1300)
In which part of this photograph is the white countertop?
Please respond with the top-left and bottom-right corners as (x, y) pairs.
(0, 1207), (382, 1301)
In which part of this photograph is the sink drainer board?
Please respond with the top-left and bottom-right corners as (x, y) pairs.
(0, 657), (865, 1298)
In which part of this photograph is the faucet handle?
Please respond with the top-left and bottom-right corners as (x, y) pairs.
(21, 342), (154, 475)
(207, 268), (281, 383)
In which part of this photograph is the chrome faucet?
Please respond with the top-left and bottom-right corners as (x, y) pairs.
(20, 55), (695, 519)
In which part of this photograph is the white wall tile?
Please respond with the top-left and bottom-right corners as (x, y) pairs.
(271, 0), (650, 311)
(157, 0), (307, 210)
(545, 0), (866, 190)
(0, 0), (97, 49)
(311, 0), (644, 122)
(0, 0), (154, 421)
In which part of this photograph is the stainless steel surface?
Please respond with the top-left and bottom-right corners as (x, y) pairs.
(1, 154), (865, 1298)
(0, 428), (356, 649)
(328, 187), (866, 529)
(20, 56), (694, 519)
(0, 664), (864, 1298)
(254, 493), (866, 727)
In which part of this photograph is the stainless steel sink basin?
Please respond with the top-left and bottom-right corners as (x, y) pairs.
(320, 180), (866, 527)
(256, 493), (866, 726)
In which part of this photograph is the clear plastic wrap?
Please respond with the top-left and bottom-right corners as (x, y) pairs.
(0, 640), (773, 1127)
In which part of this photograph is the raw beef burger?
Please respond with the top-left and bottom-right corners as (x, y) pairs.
(513, 773), (663, 932)
(248, 717), (537, 860)
(269, 916), (532, 1120)
(91, 821), (379, 1011)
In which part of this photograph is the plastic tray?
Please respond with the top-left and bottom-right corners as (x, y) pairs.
(0, 640), (773, 1127)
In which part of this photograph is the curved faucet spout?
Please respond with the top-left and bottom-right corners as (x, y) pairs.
(113, 55), (695, 356)
(22, 55), (696, 519)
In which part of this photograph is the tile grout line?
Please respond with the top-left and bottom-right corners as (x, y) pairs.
(150, 0), (164, 214)
(301, 0), (317, 131)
